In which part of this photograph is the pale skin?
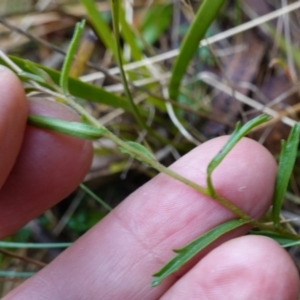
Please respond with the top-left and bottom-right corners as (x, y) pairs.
(0, 65), (299, 299)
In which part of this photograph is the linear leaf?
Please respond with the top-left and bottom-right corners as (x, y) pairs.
(119, 141), (155, 161)
(80, 0), (118, 60)
(24, 60), (58, 89)
(272, 123), (300, 226)
(19, 71), (49, 85)
(28, 114), (107, 140)
(119, 4), (143, 61)
(110, 0), (146, 131)
(151, 219), (248, 287)
(79, 183), (112, 211)
(250, 230), (299, 246)
(0, 241), (71, 248)
(206, 114), (270, 196)
(60, 20), (85, 94)
(0, 271), (34, 278)
(168, 0), (225, 100)
(0, 56), (131, 111)
(281, 240), (300, 248)
(140, 4), (172, 45)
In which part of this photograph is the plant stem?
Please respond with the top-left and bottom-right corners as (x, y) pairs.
(110, 0), (146, 130)
(23, 69), (300, 241)
(74, 110), (253, 219)
(109, 0), (179, 148)
(25, 79), (256, 220)
(251, 221), (300, 240)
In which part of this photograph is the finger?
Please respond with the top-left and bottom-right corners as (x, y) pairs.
(161, 236), (299, 300)
(0, 66), (27, 188)
(4, 137), (277, 300)
(0, 98), (93, 237)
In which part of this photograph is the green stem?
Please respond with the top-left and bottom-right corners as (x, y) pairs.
(251, 221), (300, 240)
(75, 111), (251, 219)
(110, 0), (146, 130)
(109, 0), (177, 148)
(28, 87), (253, 220)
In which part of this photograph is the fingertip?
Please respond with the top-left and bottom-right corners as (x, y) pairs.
(200, 235), (299, 298)
(0, 99), (93, 237)
(28, 98), (80, 121)
(0, 65), (28, 187)
(0, 66), (26, 106)
(162, 235), (299, 300)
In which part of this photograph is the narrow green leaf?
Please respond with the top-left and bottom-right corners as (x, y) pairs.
(80, 0), (118, 60)
(152, 219), (248, 287)
(60, 20), (85, 94)
(281, 240), (300, 248)
(207, 115), (270, 196)
(0, 241), (71, 248)
(27, 114), (107, 140)
(0, 56), (131, 111)
(250, 230), (299, 246)
(140, 4), (172, 46)
(24, 60), (58, 89)
(168, 0), (226, 100)
(110, 0), (147, 131)
(272, 123), (300, 226)
(119, 141), (155, 161)
(79, 183), (112, 211)
(0, 271), (35, 278)
(19, 71), (47, 85)
(118, 4), (143, 61)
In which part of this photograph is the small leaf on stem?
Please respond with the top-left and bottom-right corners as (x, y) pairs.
(119, 141), (155, 161)
(206, 115), (270, 196)
(272, 123), (300, 226)
(28, 114), (107, 140)
(151, 219), (248, 287)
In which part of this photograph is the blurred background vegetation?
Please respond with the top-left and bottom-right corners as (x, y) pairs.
(1, 0), (300, 296)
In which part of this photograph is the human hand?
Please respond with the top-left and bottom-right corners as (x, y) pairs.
(1, 66), (299, 299)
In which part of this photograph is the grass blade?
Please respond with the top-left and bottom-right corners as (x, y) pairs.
(0, 242), (71, 248)
(80, 0), (118, 60)
(118, 4), (143, 61)
(207, 114), (270, 196)
(79, 183), (112, 211)
(28, 114), (107, 140)
(110, 0), (146, 130)
(0, 271), (35, 278)
(140, 4), (172, 46)
(60, 20), (85, 94)
(151, 219), (248, 287)
(272, 123), (300, 226)
(24, 60), (59, 89)
(281, 240), (300, 248)
(168, 0), (225, 100)
(250, 230), (299, 246)
(119, 141), (155, 162)
(0, 56), (131, 111)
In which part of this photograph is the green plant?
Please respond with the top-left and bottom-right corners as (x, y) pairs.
(1, 0), (300, 288)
